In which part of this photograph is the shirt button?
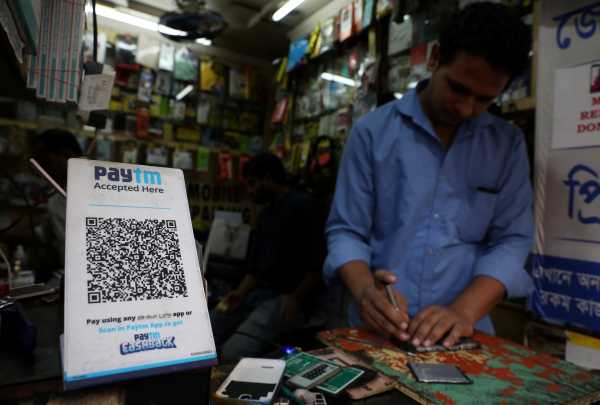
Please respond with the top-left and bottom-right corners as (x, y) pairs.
(433, 213), (440, 219)
(427, 248), (434, 255)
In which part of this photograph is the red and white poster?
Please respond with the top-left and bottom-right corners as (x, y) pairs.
(552, 60), (600, 149)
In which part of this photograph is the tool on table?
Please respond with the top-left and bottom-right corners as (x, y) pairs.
(384, 284), (399, 309)
(385, 283), (481, 354)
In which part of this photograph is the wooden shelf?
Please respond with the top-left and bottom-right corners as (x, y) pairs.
(0, 118), (248, 155)
(0, 117), (95, 137)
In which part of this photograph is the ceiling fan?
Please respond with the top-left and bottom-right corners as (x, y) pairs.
(158, 0), (228, 41)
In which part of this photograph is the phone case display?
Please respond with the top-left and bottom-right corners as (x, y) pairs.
(287, 38), (309, 72)
(196, 95), (211, 125)
(96, 138), (113, 161)
(376, 0), (394, 18)
(115, 35), (138, 65)
(319, 18), (336, 55)
(354, 56), (378, 121)
(121, 143), (138, 163)
(135, 107), (150, 138)
(137, 68), (153, 102)
(339, 4), (354, 41)
(196, 147), (210, 172)
(136, 34), (159, 68)
(172, 101), (186, 121)
(174, 47), (199, 82)
(158, 42), (175, 71)
(353, 0), (363, 32)
(229, 67), (247, 99)
(388, 55), (411, 93)
(388, 18), (413, 56)
(200, 59), (226, 94)
(146, 145), (169, 166)
(154, 71), (172, 95)
(172, 149), (194, 169)
(363, 0), (375, 28)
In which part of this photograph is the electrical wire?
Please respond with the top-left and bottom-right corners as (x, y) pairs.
(4, 174), (38, 243)
(0, 217), (23, 235)
(92, 0), (98, 62)
(0, 245), (12, 290)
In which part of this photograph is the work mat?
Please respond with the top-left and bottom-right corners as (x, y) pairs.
(318, 328), (600, 405)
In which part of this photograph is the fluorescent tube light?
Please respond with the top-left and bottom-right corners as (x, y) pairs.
(87, 4), (210, 45)
(94, 4), (158, 32)
(320, 72), (358, 87)
(195, 38), (212, 46)
(176, 84), (194, 100)
(158, 24), (187, 37)
(272, 0), (305, 22)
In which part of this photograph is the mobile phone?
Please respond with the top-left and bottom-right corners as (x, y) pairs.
(287, 362), (341, 390)
(314, 393), (327, 405)
(408, 363), (472, 384)
(214, 358), (286, 404)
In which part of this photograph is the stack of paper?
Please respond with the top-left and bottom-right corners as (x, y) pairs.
(26, 0), (85, 103)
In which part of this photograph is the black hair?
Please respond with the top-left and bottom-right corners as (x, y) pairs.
(243, 153), (287, 185)
(438, 2), (530, 80)
(35, 128), (83, 157)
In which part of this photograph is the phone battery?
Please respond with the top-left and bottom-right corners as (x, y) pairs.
(408, 363), (472, 384)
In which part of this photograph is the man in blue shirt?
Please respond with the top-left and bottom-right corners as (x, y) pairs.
(324, 2), (533, 349)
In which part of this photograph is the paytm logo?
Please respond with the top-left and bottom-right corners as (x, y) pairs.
(94, 165), (161, 185)
(564, 164), (600, 224)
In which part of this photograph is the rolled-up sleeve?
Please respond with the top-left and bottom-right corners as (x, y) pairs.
(323, 122), (374, 285)
(474, 128), (534, 298)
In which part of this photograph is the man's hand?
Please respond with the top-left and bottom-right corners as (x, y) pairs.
(215, 290), (244, 314)
(357, 270), (410, 340)
(407, 305), (474, 348)
(280, 294), (302, 323)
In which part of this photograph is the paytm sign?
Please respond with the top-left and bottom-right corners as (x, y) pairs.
(94, 165), (161, 185)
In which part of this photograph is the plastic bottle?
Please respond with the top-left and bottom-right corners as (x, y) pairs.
(13, 244), (25, 272)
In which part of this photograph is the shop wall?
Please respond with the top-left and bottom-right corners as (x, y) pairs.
(532, 0), (600, 334)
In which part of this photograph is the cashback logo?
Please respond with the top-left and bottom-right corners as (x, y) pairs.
(120, 333), (176, 355)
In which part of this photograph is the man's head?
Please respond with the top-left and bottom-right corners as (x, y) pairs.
(243, 153), (287, 204)
(423, 2), (530, 126)
(33, 129), (83, 188)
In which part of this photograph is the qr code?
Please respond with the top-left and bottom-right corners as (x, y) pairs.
(85, 217), (188, 304)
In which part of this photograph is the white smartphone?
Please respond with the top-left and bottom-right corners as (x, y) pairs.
(214, 358), (286, 404)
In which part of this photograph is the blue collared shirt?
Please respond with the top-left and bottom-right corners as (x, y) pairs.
(324, 85), (534, 334)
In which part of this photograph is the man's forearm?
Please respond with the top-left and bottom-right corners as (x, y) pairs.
(338, 260), (375, 299)
(450, 275), (506, 325)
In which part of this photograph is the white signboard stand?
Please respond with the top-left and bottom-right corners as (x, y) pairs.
(63, 158), (217, 389)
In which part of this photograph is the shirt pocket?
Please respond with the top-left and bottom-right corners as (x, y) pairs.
(458, 188), (498, 242)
